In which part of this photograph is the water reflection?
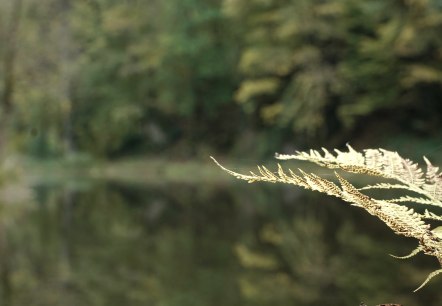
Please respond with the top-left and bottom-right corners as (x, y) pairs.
(0, 181), (441, 305)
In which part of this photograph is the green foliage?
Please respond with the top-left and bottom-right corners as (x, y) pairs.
(2, 0), (240, 157)
(227, 0), (442, 141)
(1, 0), (442, 157)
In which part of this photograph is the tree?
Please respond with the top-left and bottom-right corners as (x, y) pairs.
(224, 0), (442, 149)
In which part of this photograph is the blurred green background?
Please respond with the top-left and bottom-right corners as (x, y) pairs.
(0, 0), (442, 305)
(1, 0), (442, 159)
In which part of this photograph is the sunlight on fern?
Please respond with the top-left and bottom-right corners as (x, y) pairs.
(211, 145), (442, 291)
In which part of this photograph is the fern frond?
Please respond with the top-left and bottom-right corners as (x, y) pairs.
(414, 269), (442, 292)
(212, 157), (430, 240)
(390, 246), (422, 259)
(276, 145), (442, 206)
(359, 183), (411, 191)
(385, 196), (441, 206)
(210, 157), (278, 184)
(212, 146), (442, 291)
(375, 202), (428, 238)
(423, 209), (442, 221)
(210, 157), (342, 197)
(424, 156), (442, 183)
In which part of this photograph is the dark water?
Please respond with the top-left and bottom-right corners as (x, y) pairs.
(0, 179), (441, 306)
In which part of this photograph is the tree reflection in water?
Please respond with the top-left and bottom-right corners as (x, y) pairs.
(0, 181), (440, 306)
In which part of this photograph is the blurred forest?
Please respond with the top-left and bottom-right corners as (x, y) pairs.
(1, 1), (442, 305)
(1, 0), (442, 159)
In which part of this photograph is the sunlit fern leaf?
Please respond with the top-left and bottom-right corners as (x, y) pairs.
(360, 183), (413, 191)
(390, 246), (422, 259)
(212, 159), (429, 239)
(210, 157), (342, 196)
(423, 209), (442, 221)
(276, 145), (442, 206)
(385, 196), (441, 207)
(414, 269), (442, 292)
(211, 146), (442, 291)
(424, 156), (441, 181)
(422, 156), (442, 202)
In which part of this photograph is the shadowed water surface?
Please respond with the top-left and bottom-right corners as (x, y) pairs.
(0, 179), (441, 306)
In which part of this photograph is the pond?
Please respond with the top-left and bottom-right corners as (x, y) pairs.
(0, 176), (441, 306)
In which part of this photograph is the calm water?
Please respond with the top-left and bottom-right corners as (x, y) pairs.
(0, 178), (441, 306)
